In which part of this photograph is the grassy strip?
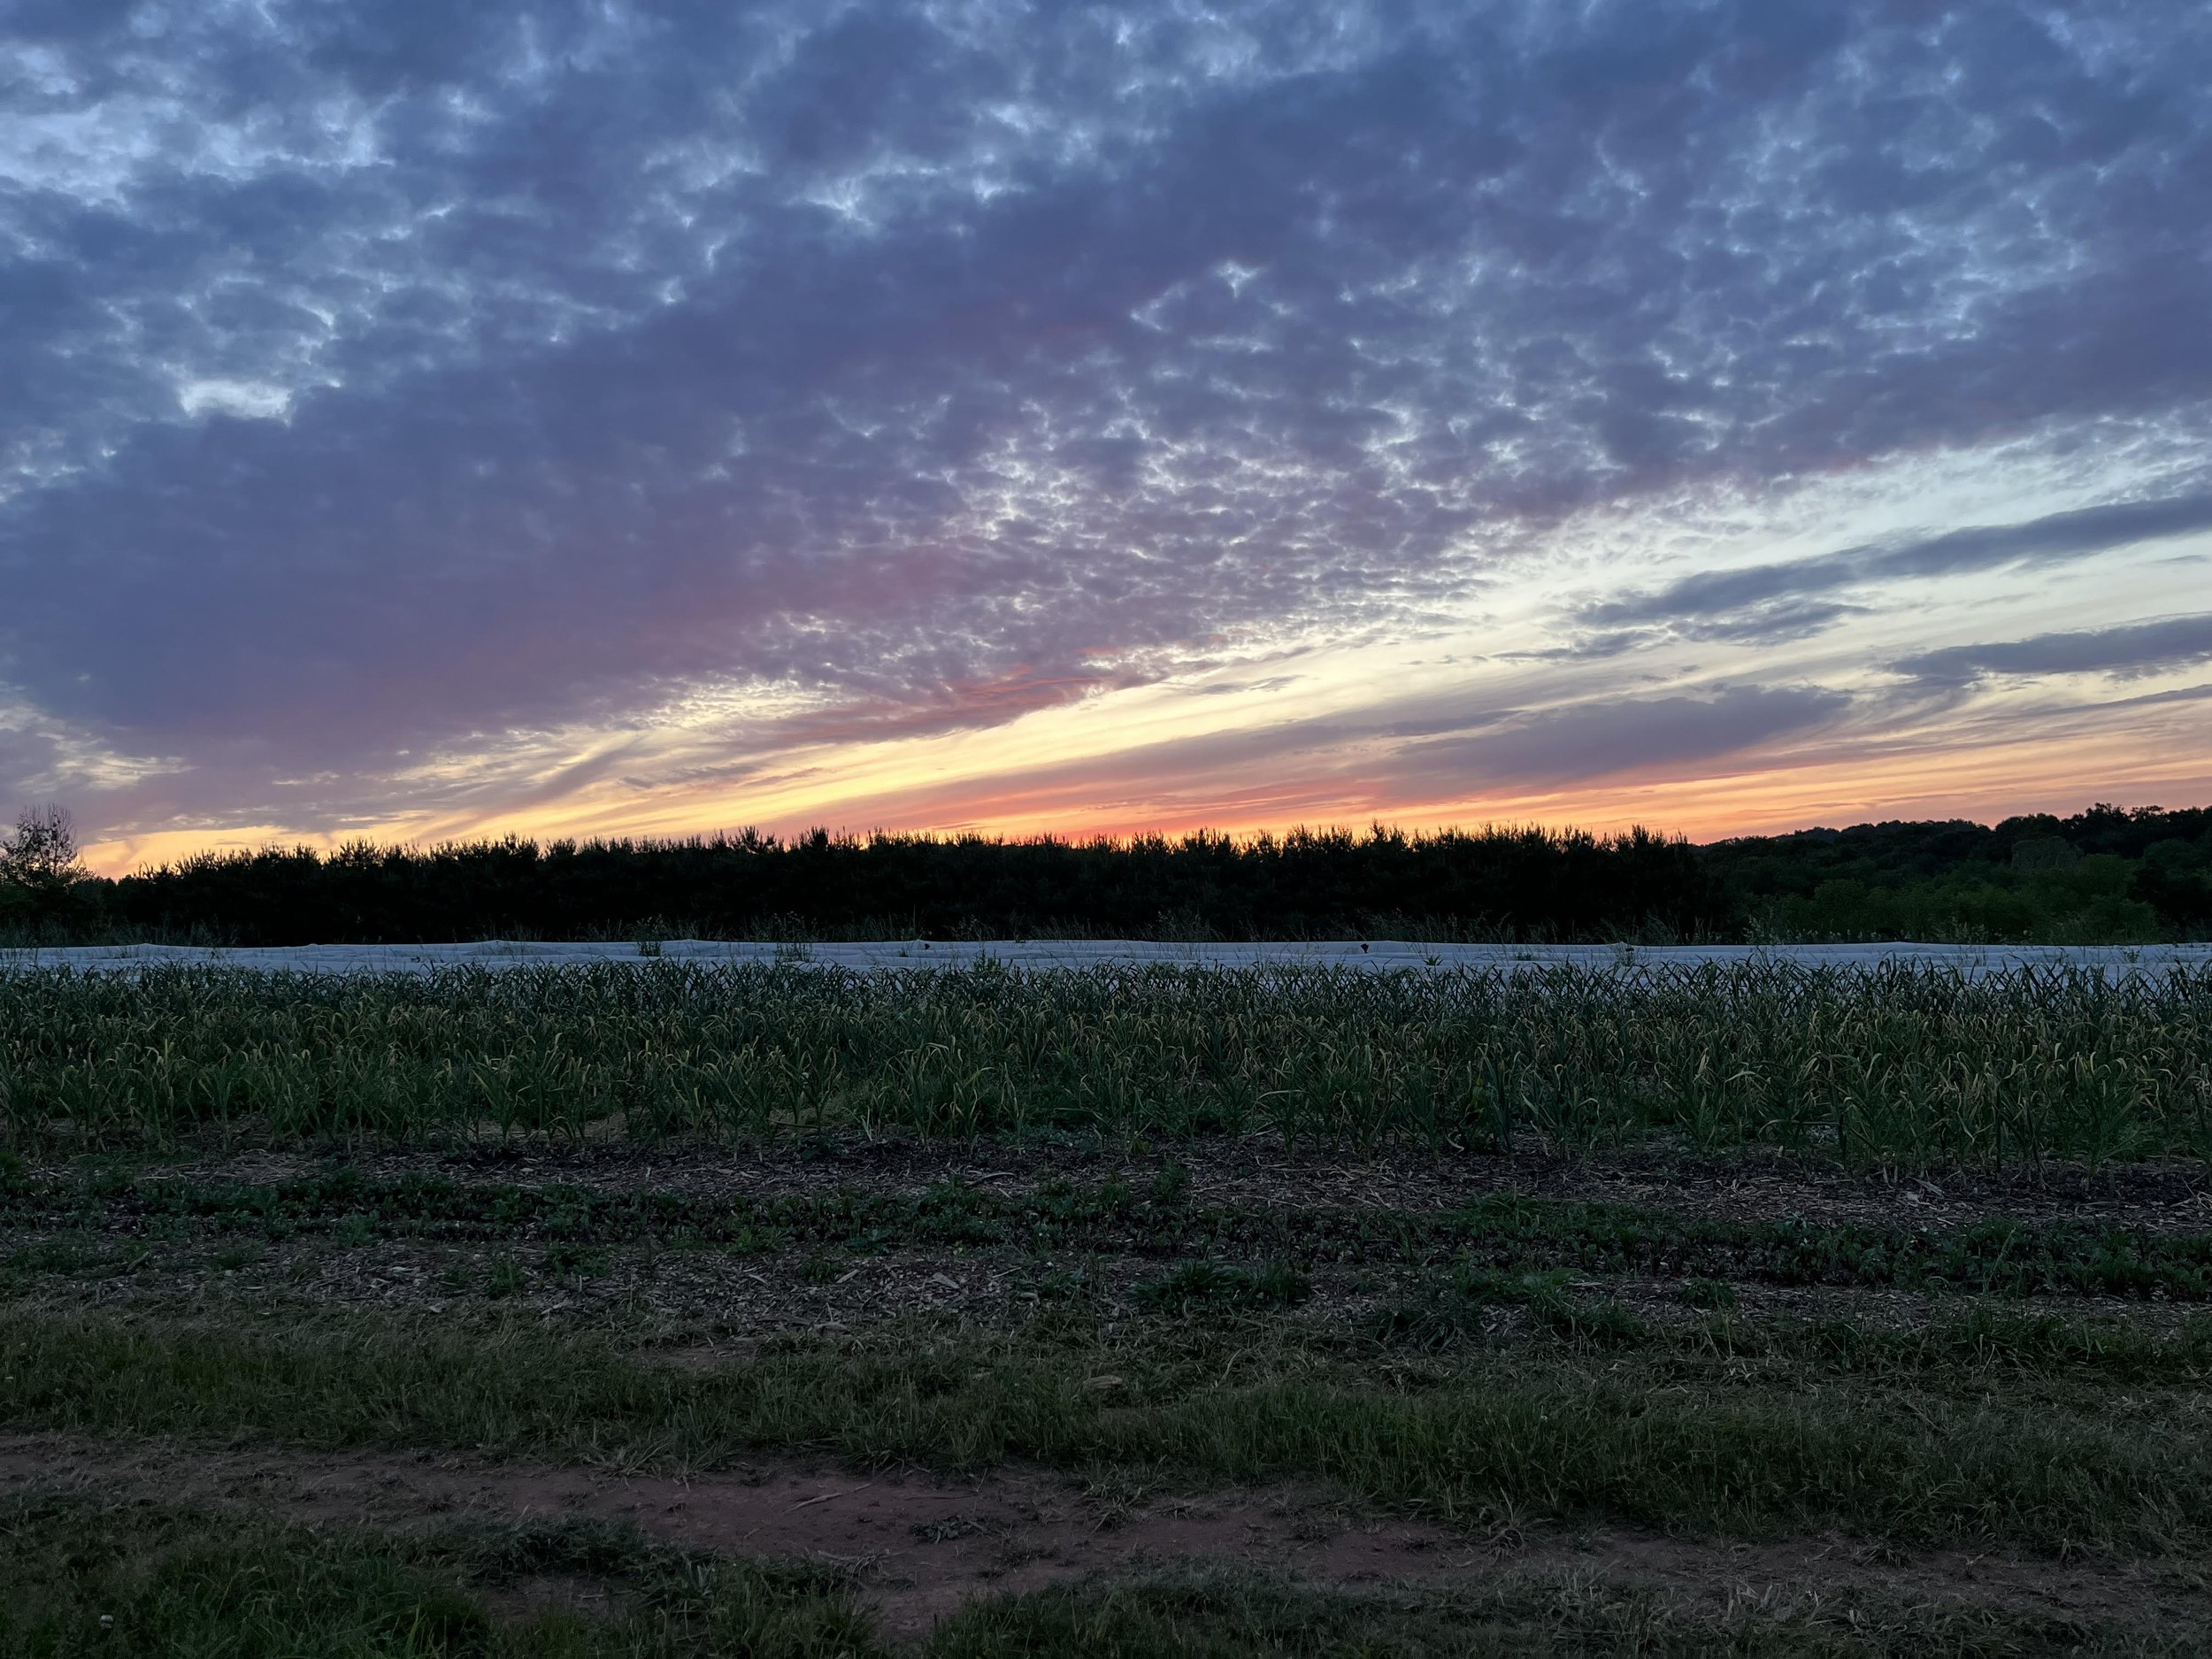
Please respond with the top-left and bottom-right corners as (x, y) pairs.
(5, 1495), (2193, 1658)
(2, 1308), (2206, 1552)
(4, 960), (2209, 1164)
(12, 1204), (2209, 1392)
(16, 1165), (2212, 1301)
(1370, 1283), (2212, 1385)
(0, 1495), (873, 1657)
(933, 1570), (2198, 1658)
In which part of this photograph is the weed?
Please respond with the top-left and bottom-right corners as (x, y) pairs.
(542, 1242), (607, 1279)
(1132, 1260), (1311, 1313)
(1525, 1289), (1647, 1346)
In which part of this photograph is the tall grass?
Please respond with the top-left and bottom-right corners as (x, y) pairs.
(1, 961), (2207, 1165)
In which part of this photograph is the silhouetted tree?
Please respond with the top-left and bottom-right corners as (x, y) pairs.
(0, 803), (84, 889)
(5, 803), (2202, 946)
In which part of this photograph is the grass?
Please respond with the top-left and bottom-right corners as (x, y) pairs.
(14, 1165), (2212, 1302)
(5, 956), (2210, 1642)
(928, 1569), (2200, 1657)
(7, 1496), (2192, 1657)
(0, 1496), (876, 1657)
(3, 1303), (2208, 1553)
(1, 959), (2208, 1164)
(1130, 1259), (1312, 1313)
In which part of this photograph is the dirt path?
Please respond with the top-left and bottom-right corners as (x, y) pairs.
(3, 1431), (2201, 1640)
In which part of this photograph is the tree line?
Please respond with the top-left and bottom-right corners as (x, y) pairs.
(4, 802), (2208, 945)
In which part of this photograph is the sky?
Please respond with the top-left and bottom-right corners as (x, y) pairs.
(4, 2), (2211, 875)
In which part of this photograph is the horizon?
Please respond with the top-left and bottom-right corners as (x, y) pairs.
(67, 773), (2212, 878)
(64, 794), (2199, 882)
(8, 5), (2212, 873)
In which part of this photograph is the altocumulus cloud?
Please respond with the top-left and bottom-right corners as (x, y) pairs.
(4, 1), (2212, 843)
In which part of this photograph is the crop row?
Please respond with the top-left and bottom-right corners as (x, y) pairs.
(4, 961), (2208, 1164)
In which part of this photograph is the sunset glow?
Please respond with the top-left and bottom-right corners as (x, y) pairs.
(8, 4), (2210, 869)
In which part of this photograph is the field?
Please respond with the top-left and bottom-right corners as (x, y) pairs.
(4, 958), (2211, 1654)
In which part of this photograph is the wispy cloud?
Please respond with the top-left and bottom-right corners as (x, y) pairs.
(1384, 687), (1855, 795)
(1893, 614), (2212, 687)
(1588, 493), (2212, 638)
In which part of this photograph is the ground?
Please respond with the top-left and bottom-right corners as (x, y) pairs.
(4, 1133), (2210, 1653)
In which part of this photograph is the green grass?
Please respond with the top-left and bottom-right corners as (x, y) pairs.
(3, 1305), (2208, 1552)
(1130, 1259), (1312, 1312)
(9, 958), (2210, 1642)
(0, 1497), (876, 1657)
(2, 960), (2208, 1164)
(6, 1496), (2193, 1657)
(929, 1569), (2200, 1657)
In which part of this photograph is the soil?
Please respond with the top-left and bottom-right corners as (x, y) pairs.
(12, 1137), (2208, 1336)
(11, 1218), (2196, 1346)
(67, 1134), (2212, 1233)
(2, 1430), (2203, 1643)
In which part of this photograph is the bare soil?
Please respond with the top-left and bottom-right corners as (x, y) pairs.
(87, 1134), (2212, 1232)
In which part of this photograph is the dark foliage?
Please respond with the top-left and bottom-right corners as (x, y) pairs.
(4, 803), (2209, 945)
(82, 824), (1726, 945)
(1703, 802), (2212, 942)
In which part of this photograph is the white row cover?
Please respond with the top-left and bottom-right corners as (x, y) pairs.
(4, 939), (2208, 978)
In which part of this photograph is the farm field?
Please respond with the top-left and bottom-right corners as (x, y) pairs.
(4, 959), (2212, 1654)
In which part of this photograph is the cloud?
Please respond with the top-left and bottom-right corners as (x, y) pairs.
(705, 678), (1858, 841)
(1589, 492), (2212, 636)
(1386, 686), (1853, 795)
(1893, 614), (2212, 687)
(774, 663), (1152, 746)
(3, 3), (2211, 841)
